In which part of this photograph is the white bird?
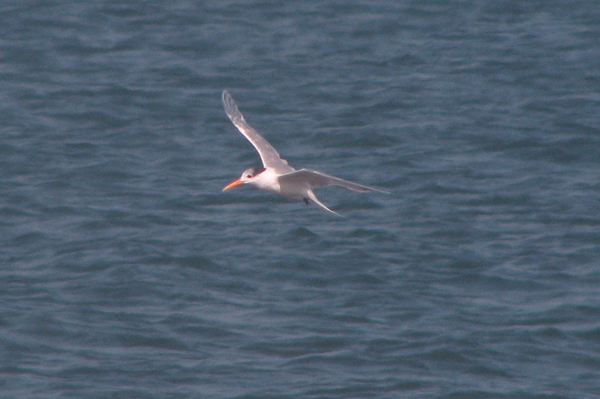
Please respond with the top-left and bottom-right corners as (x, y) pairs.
(221, 90), (389, 216)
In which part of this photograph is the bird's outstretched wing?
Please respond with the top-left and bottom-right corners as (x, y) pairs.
(222, 90), (294, 174)
(279, 169), (390, 193)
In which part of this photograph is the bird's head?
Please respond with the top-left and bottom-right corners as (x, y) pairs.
(223, 167), (265, 191)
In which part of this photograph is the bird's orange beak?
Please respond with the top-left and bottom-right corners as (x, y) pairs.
(223, 178), (244, 192)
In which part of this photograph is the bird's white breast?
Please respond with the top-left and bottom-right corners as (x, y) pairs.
(251, 168), (282, 194)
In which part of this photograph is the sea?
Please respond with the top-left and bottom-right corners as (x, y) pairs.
(1, 1), (599, 398)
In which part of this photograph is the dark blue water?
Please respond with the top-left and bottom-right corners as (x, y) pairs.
(2, 1), (599, 398)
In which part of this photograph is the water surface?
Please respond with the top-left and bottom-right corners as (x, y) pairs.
(1, 1), (599, 398)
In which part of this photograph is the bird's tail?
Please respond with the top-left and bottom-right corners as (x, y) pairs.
(306, 190), (343, 217)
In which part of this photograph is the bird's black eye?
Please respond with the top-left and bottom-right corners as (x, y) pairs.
(246, 174), (252, 178)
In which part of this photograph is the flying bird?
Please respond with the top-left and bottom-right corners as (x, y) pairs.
(221, 90), (388, 216)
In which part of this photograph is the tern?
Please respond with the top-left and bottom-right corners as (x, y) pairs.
(221, 90), (389, 216)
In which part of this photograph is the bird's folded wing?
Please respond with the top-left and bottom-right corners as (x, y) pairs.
(279, 169), (389, 193)
(222, 91), (294, 174)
